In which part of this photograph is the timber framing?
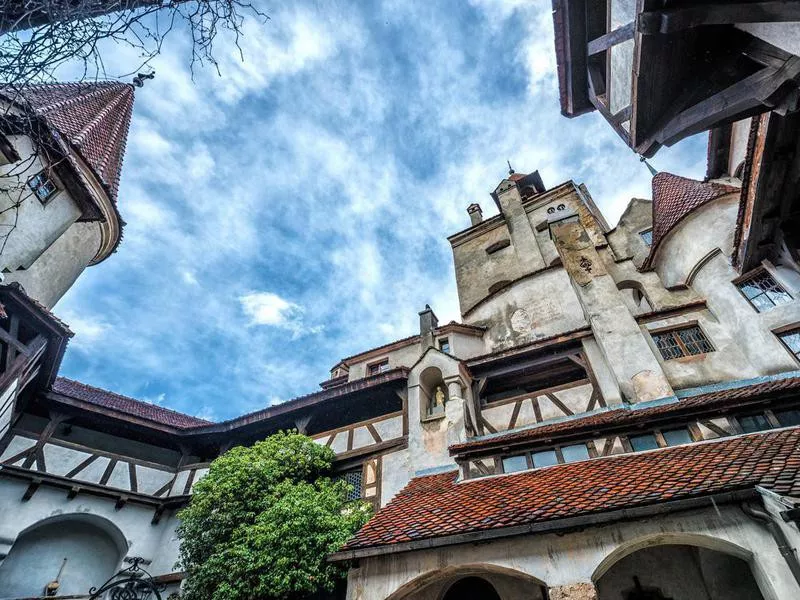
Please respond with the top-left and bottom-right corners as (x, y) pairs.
(552, 0), (800, 156)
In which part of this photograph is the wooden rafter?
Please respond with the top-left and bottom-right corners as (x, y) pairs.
(640, 2), (800, 35)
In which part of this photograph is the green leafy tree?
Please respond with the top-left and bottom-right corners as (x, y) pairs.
(176, 431), (371, 600)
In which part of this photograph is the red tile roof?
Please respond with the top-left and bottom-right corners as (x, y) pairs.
(643, 173), (738, 269)
(52, 377), (210, 429)
(342, 427), (800, 552)
(451, 376), (800, 455)
(2, 82), (135, 204)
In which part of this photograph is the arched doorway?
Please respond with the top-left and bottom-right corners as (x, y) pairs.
(0, 514), (126, 597)
(595, 543), (764, 600)
(443, 577), (501, 600)
(385, 564), (547, 600)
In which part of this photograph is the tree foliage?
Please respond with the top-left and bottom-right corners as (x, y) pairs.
(177, 431), (371, 600)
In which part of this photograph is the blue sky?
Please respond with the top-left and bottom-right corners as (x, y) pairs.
(55, 0), (707, 421)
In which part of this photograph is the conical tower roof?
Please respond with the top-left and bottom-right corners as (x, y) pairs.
(2, 81), (135, 204)
(643, 172), (739, 268)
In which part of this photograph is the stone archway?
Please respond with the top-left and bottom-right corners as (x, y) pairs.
(0, 513), (127, 597)
(386, 564), (548, 600)
(594, 537), (765, 600)
(442, 576), (501, 600)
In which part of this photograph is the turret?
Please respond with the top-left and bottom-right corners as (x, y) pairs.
(0, 81), (136, 308)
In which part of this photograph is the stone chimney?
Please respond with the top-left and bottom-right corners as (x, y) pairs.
(467, 203), (483, 226)
(419, 304), (439, 350)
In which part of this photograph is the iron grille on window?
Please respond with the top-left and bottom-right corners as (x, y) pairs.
(737, 271), (792, 312)
(27, 171), (58, 203)
(652, 326), (714, 360)
(338, 468), (362, 501)
(778, 329), (800, 360)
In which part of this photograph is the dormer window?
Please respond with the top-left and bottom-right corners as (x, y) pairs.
(367, 359), (389, 376)
(27, 170), (58, 204)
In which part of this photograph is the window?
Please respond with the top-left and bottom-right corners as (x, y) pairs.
(561, 444), (590, 463)
(367, 360), (389, 376)
(662, 428), (692, 446)
(337, 468), (363, 501)
(651, 325), (714, 360)
(27, 171), (58, 203)
(439, 337), (450, 354)
(775, 409), (800, 427)
(629, 433), (659, 452)
(737, 270), (792, 312)
(531, 449), (558, 468)
(737, 414), (771, 434)
(502, 455), (528, 473)
(639, 229), (653, 246)
(778, 328), (800, 360)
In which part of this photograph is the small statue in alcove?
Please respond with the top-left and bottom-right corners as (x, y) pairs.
(434, 385), (446, 409)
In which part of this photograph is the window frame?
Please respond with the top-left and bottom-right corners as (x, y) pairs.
(366, 358), (390, 377)
(733, 268), (793, 313)
(26, 169), (60, 204)
(649, 322), (714, 361)
(774, 323), (800, 363)
(438, 337), (450, 354)
(638, 228), (653, 246)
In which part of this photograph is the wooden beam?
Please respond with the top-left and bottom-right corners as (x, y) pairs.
(21, 478), (41, 501)
(654, 60), (800, 148)
(640, 2), (800, 35)
(588, 22), (635, 56)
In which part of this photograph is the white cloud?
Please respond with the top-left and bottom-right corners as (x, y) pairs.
(239, 292), (322, 338)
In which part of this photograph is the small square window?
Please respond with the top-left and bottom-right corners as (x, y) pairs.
(662, 428), (692, 446)
(639, 229), (653, 246)
(439, 337), (450, 354)
(775, 409), (800, 427)
(531, 449), (559, 468)
(737, 270), (792, 312)
(502, 455), (528, 473)
(777, 328), (800, 360)
(630, 433), (659, 452)
(737, 414), (771, 434)
(561, 444), (590, 463)
(367, 360), (389, 376)
(651, 325), (714, 360)
(27, 171), (58, 203)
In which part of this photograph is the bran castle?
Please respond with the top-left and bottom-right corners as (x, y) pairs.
(2, 5), (800, 600)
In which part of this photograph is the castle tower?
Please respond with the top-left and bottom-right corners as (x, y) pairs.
(0, 81), (135, 308)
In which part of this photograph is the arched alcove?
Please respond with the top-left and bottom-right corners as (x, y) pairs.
(594, 535), (766, 600)
(419, 365), (448, 420)
(0, 514), (127, 597)
(617, 280), (653, 314)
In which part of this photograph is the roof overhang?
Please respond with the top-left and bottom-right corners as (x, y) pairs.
(329, 488), (756, 561)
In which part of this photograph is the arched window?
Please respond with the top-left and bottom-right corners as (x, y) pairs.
(0, 515), (125, 597)
(443, 576), (502, 600)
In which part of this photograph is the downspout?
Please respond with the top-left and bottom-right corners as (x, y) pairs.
(742, 502), (800, 587)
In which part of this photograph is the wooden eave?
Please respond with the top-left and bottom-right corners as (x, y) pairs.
(734, 110), (800, 271)
(551, 0), (593, 117)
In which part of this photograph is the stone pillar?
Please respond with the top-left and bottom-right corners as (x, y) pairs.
(495, 179), (546, 272)
(549, 213), (674, 403)
(445, 379), (466, 446)
(548, 582), (599, 600)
